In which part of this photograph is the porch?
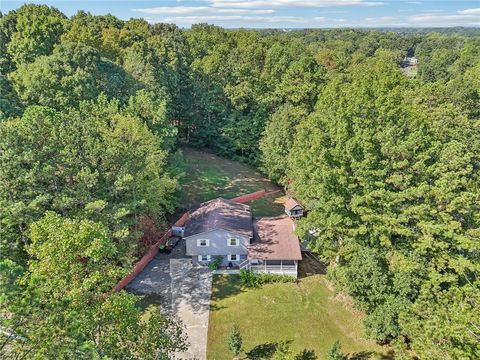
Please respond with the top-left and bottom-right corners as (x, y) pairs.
(242, 259), (298, 277)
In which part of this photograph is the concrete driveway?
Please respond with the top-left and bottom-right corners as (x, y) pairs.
(171, 259), (212, 360)
(126, 240), (213, 360)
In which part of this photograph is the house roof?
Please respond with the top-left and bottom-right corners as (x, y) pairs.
(248, 216), (302, 261)
(284, 198), (303, 211)
(183, 198), (252, 238)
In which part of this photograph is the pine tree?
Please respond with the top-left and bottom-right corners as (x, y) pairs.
(327, 340), (346, 360)
(228, 324), (243, 357)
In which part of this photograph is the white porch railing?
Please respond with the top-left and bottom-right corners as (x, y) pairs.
(250, 265), (297, 271)
(239, 259), (251, 270)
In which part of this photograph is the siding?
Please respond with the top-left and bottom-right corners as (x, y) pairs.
(193, 254), (248, 267)
(185, 229), (250, 257)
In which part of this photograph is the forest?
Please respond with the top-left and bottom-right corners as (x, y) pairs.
(0, 4), (479, 359)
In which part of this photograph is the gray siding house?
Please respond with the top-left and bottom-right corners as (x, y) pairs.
(184, 198), (253, 267)
(182, 197), (302, 277)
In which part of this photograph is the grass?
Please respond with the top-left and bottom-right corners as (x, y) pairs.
(207, 275), (388, 360)
(180, 147), (284, 217)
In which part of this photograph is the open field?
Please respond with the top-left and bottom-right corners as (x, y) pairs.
(180, 147), (285, 217)
(207, 275), (389, 360)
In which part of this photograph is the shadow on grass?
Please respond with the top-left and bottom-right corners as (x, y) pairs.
(295, 349), (318, 360)
(348, 351), (374, 360)
(347, 350), (395, 360)
(244, 341), (317, 360)
(210, 274), (245, 311)
(245, 342), (278, 359)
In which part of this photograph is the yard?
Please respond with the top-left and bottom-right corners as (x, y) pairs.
(180, 147), (285, 217)
(207, 275), (388, 360)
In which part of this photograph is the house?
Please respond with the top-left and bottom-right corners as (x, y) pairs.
(184, 198), (253, 267)
(183, 197), (302, 277)
(248, 216), (302, 277)
(403, 56), (418, 66)
(284, 198), (304, 219)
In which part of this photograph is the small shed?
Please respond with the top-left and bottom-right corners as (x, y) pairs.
(284, 198), (304, 219)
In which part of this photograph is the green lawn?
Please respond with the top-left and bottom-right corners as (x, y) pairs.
(180, 147), (284, 216)
(207, 275), (388, 360)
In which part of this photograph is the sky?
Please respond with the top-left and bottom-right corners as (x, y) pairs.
(2, 0), (480, 29)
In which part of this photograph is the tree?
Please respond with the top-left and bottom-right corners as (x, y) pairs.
(6, 4), (66, 66)
(260, 105), (307, 184)
(326, 340), (346, 360)
(0, 98), (177, 262)
(288, 54), (480, 352)
(0, 75), (22, 120)
(9, 42), (136, 109)
(228, 324), (243, 357)
(0, 212), (187, 359)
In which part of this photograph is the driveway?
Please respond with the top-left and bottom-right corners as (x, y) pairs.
(171, 259), (212, 360)
(126, 239), (213, 360)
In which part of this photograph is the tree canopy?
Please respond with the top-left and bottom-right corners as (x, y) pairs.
(1, 4), (479, 359)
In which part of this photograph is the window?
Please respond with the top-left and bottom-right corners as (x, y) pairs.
(228, 254), (239, 261)
(197, 239), (209, 247)
(198, 255), (211, 262)
(228, 238), (239, 246)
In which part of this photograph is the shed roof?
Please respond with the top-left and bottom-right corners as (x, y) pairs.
(284, 198), (303, 211)
(184, 198), (252, 238)
(248, 216), (302, 261)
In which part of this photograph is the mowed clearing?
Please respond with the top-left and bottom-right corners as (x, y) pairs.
(180, 147), (284, 216)
(207, 275), (388, 360)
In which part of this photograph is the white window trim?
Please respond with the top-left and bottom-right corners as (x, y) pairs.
(197, 239), (210, 247)
(228, 254), (239, 261)
(198, 255), (211, 262)
(227, 238), (239, 246)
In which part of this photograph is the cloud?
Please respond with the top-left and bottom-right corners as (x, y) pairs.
(408, 8), (480, 26)
(209, 0), (385, 8)
(155, 15), (329, 27)
(132, 6), (275, 15)
(458, 8), (480, 15)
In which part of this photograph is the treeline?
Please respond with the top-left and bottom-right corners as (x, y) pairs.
(0, 4), (479, 359)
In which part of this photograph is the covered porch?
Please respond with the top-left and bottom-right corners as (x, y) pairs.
(249, 259), (298, 276)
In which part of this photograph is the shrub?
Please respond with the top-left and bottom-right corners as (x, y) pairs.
(208, 256), (223, 270)
(239, 269), (296, 287)
(239, 269), (259, 287)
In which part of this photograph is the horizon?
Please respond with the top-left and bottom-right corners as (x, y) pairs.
(2, 1), (479, 29)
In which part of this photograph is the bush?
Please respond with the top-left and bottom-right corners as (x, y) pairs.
(208, 256), (223, 270)
(239, 269), (296, 288)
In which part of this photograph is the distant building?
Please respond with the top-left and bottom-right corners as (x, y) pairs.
(284, 198), (304, 219)
(403, 56), (418, 66)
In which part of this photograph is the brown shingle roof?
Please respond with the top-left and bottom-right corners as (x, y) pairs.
(248, 216), (302, 261)
(284, 198), (303, 211)
(184, 198), (252, 238)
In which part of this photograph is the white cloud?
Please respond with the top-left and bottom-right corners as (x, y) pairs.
(132, 6), (275, 15)
(408, 8), (480, 27)
(209, 0), (385, 8)
(132, 2), (479, 28)
(458, 8), (480, 15)
(156, 14), (330, 27)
